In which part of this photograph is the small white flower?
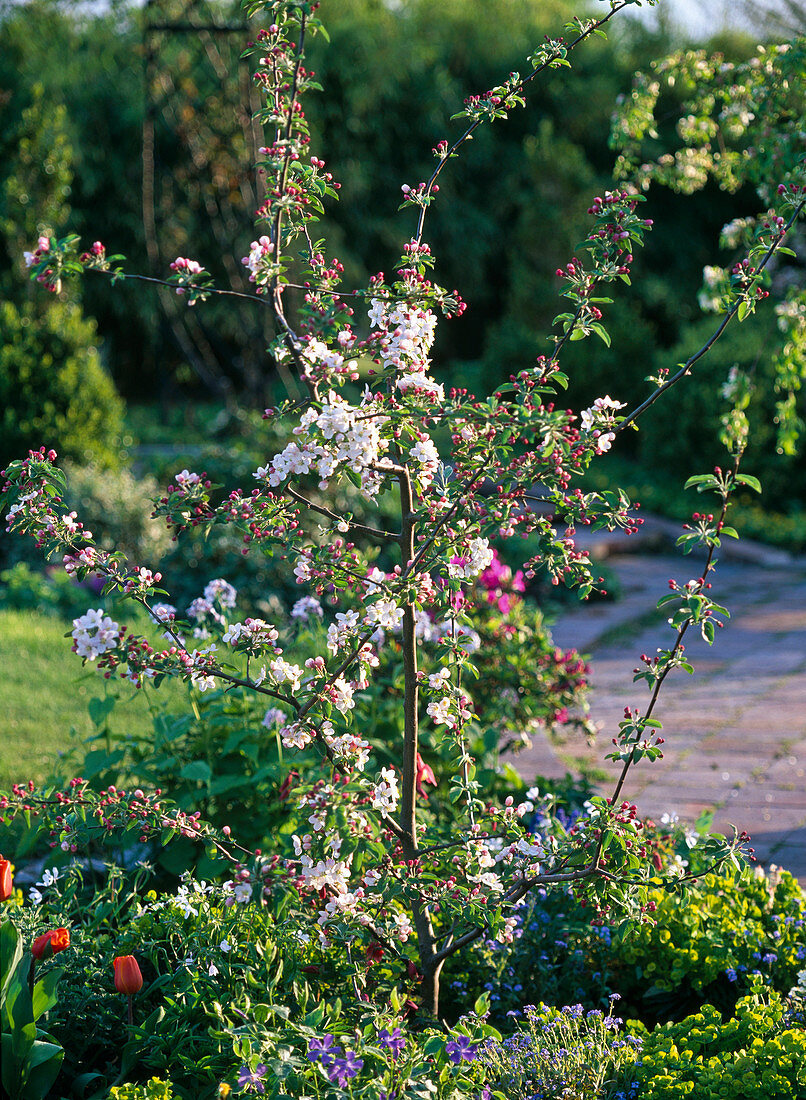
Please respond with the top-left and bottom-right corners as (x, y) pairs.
(233, 882), (253, 904)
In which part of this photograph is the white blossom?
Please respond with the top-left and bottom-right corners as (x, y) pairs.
(233, 882), (253, 904)
(72, 609), (120, 661)
(371, 768), (400, 814)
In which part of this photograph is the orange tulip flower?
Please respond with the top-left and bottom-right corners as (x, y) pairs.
(113, 955), (144, 995)
(0, 858), (12, 902)
(31, 927), (71, 960)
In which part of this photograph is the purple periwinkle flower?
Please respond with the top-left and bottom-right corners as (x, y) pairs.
(446, 1035), (479, 1064)
(237, 1064), (268, 1093)
(327, 1051), (364, 1086)
(307, 1034), (342, 1067)
(378, 1026), (406, 1058)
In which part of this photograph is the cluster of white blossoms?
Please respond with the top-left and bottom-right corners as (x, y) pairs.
(425, 666), (457, 728)
(371, 767), (400, 814)
(72, 609), (120, 660)
(222, 617), (279, 652)
(63, 546), (101, 576)
(250, 292), (446, 497)
(446, 536), (495, 581)
(187, 579), (238, 626)
(720, 217), (753, 250)
(327, 609), (360, 655)
(775, 293), (806, 332)
(204, 578), (237, 608)
(328, 676), (356, 714)
(365, 598), (404, 631)
(368, 292), (445, 407)
(279, 721), (314, 751)
(321, 721), (371, 771)
(426, 697), (455, 727)
(579, 394), (627, 431)
(5, 490), (40, 526)
(241, 235), (272, 288)
(299, 338), (350, 382)
(697, 264), (728, 313)
(369, 297), (437, 373)
(174, 469), (202, 488)
(150, 602), (176, 624)
(255, 388), (392, 497)
(408, 435), (441, 489)
(579, 394), (627, 454)
(188, 644), (218, 691)
(292, 829), (354, 895)
(265, 657), (304, 693)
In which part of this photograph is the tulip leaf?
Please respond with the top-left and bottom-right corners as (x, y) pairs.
(0, 921), (23, 1011)
(32, 969), (62, 1023)
(20, 1039), (64, 1100)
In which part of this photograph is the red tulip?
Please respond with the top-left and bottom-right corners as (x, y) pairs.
(0, 858), (12, 902)
(31, 927), (71, 960)
(113, 955), (143, 995)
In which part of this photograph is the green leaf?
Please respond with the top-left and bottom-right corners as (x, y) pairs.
(22, 1040), (64, 1100)
(179, 761), (212, 784)
(737, 300), (749, 322)
(590, 323), (611, 347)
(734, 473), (762, 493)
(1, 922), (23, 1011)
(304, 1003), (326, 1027)
(31, 969), (62, 1023)
(423, 1035), (446, 1057)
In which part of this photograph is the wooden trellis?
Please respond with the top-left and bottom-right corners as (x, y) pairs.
(142, 0), (272, 400)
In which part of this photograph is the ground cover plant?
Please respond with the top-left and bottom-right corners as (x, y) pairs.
(2, 0), (806, 1096)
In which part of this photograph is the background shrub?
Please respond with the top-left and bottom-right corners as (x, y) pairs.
(0, 299), (124, 474)
(61, 461), (172, 567)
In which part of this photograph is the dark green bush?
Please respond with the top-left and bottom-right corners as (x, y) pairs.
(0, 299), (124, 473)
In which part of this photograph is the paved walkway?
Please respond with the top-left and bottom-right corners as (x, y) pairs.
(515, 548), (806, 880)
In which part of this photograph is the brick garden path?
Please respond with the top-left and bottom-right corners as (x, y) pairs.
(515, 549), (806, 880)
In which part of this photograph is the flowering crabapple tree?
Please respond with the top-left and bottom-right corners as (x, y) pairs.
(4, 0), (806, 1017)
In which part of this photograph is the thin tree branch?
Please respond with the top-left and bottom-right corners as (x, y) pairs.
(619, 200), (805, 432)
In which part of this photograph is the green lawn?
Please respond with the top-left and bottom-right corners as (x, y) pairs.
(0, 608), (184, 790)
